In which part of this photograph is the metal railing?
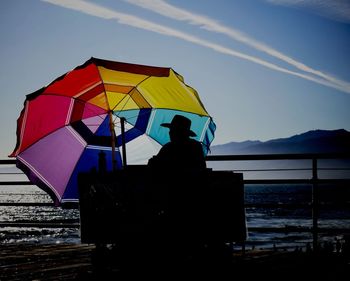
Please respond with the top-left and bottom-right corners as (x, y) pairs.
(1, 153), (350, 250)
(206, 152), (350, 250)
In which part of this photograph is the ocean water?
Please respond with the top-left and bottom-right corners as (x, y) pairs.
(244, 184), (350, 250)
(0, 185), (80, 244)
(1, 183), (350, 250)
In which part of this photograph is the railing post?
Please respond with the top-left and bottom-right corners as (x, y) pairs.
(312, 157), (319, 251)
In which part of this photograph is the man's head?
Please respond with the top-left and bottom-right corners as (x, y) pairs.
(161, 115), (196, 140)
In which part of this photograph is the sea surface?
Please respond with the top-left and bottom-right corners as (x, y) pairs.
(1, 182), (350, 251)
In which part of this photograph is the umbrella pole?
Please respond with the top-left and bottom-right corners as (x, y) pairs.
(109, 111), (116, 171)
(120, 117), (127, 168)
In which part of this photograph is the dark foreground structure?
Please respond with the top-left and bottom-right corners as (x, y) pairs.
(0, 243), (349, 280)
(1, 153), (350, 280)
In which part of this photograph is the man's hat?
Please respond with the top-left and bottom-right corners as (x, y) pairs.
(161, 115), (197, 137)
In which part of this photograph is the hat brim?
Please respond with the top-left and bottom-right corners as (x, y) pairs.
(161, 123), (197, 137)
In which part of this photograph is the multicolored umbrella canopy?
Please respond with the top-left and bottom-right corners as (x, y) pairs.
(10, 57), (216, 205)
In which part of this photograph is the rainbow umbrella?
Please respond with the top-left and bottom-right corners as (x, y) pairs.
(9, 57), (216, 205)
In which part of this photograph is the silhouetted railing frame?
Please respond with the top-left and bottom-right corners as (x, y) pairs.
(1, 153), (350, 250)
(206, 152), (350, 250)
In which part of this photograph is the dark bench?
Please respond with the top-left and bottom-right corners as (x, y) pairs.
(78, 166), (246, 258)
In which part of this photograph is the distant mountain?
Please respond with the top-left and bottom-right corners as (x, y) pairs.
(210, 129), (350, 155)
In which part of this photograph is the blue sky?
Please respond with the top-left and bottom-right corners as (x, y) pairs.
(1, 0), (349, 159)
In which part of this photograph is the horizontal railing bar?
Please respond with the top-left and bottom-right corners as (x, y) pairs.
(0, 160), (16, 164)
(318, 168), (350, 170)
(244, 179), (311, 184)
(235, 168), (312, 172)
(206, 153), (350, 161)
(248, 227), (350, 233)
(245, 203), (350, 209)
(234, 168), (350, 172)
(0, 181), (32, 185)
(243, 179), (350, 184)
(245, 203), (310, 208)
(314, 179), (350, 183)
(0, 202), (54, 207)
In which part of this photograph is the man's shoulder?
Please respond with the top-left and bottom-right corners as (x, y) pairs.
(188, 138), (202, 146)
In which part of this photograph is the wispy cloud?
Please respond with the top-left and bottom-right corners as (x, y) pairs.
(124, 0), (350, 93)
(41, 0), (350, 94)
(266, 0), (350, 23)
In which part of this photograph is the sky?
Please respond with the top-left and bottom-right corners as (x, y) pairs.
(1, 0), (350, 160)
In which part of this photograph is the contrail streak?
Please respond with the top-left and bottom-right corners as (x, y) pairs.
(41, 0), (350, 94)
(125, 0), (350, 93)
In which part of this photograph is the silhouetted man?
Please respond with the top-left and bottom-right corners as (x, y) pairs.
(148, 114), (206, 170)
(147, 115), (208, 267)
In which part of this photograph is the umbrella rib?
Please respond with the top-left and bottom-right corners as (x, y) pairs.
(111, 94), (133, 117)
(14, 98), (109, 158)
(12, 101), (29, 156)
(112, 109), (151, 132)
(94, 65), (112, 113)
(111, 75), (152, 116)
(17, 155), (62, 202)
(31, 92), (110, 123)
(71, 98), (108, 122)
